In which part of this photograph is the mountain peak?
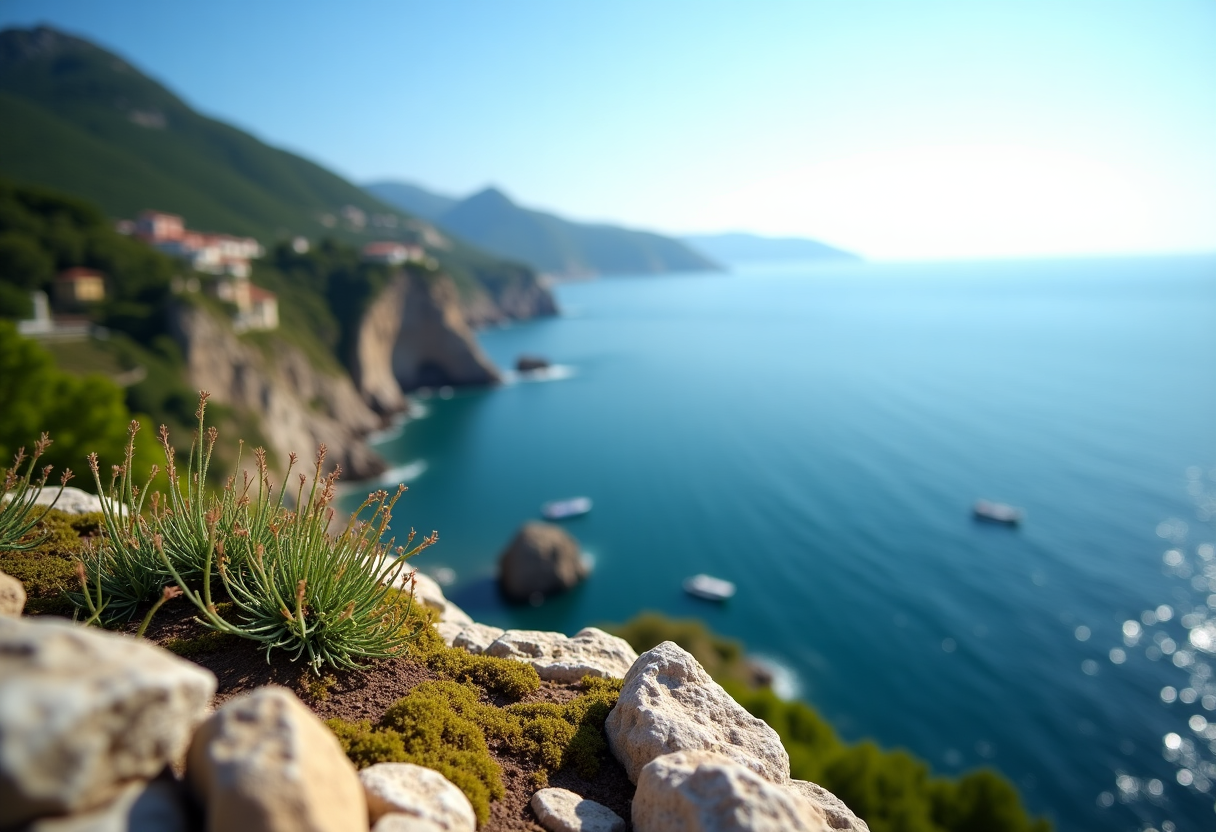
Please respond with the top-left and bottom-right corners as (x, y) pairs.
(0, 25), (98, 69)
(465, 186), (515, 207)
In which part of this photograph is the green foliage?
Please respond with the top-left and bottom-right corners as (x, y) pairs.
(608, 610), (753, 684)
(0, 432), (71, 550)
(0, 508), (96, 615)
(0, 322), (143, 486)
(405, 621), (541, 699)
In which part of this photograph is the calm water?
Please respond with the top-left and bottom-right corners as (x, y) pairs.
(344, 255), (1216, 832)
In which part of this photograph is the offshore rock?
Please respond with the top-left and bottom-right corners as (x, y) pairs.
(632, 751), (828, 832)
(497, 522), (588, 603)
(605, 641), (790, 785)
(485, 627), (637, 683)
(0, 568), (25, 616)
(530, 787), (626, 832)
(186, 686), (366, 832)
(788, 780), (870, 831)
(359, 763), (476, 830)
(0, 617), (215, 827)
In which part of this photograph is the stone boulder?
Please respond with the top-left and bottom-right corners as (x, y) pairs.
(22, 777), (191, 832)
(497, 522), (588, 604)
(485, 627), (638, 683)
(531, 787), (626, 832)
(789, 781), (869, 831)
(632, 751), (829, 832)
(186, 686), (366, 832)
(516, 355), (550, 372)
(435, 621), (505, 654)
(0, 617), (216, 828)
(359, 763), (475, 831)
(605, 641), (789, 785)
(0, 568), (25, 617)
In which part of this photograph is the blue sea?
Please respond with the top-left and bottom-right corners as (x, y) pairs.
(344, 255), (1216, 832)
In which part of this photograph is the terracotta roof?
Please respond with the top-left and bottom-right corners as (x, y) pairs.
(56, 267), (104, 282)
(248, 285), (277, 302)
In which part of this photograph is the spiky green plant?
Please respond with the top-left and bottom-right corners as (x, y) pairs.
(0, 434), (72, 551)
(161, 443), (437, 673)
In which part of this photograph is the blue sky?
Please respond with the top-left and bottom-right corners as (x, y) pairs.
(2, 1), (1214, 260)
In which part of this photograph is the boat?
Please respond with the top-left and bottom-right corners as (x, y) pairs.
(973, 500), (1024, 526)
(683, 573), (736, 601)
(541, 496), (592, 520)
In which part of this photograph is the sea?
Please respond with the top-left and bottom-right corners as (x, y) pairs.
(342, 254), (1216, 832)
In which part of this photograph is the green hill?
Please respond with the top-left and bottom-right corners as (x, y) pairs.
(0, 25), (544, 309)
(368, 181), (721, 278)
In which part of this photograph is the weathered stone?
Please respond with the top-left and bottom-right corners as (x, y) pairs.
(0, 617), (216, 828)
(186, 686), (366, 832)
(497, 522), (588, 603)
(605, 641), (790, 785)
(370, 814), (446, 832)
(2, 486), (123, 517)
(359, 763), (475, 830)
(435, 621), (505, 654)
(788, 780), (869, 831)
(530, 787), (625, 832)
(632, 751), (829, 832)
(22, 776), (190, 832)
(0, 568), (26, 616)
(485, 627), (637, 683)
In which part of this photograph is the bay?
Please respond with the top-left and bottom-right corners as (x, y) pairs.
(345, 254), (1216, 832)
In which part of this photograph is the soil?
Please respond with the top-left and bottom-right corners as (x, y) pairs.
(119, 597), (637, 831)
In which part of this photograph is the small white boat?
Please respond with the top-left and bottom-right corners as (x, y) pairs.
(683, 573), (736, 601)
(541, 496), (592, 520)
(973, 500), (1024, 526)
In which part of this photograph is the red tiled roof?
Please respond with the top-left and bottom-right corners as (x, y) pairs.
(56, 267), (104, 282)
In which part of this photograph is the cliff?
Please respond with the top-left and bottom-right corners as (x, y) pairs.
(169, 302), (388, 479)
(351, 271), (501, 412)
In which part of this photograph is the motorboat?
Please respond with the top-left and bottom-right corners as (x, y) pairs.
(683, 573), (736, 601)
(973, 500), (1024, 526)
(541, 496), (592, 520)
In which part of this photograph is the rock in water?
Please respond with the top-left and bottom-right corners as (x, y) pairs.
(605, 641), (790, 785)
(0, 617), (216, 828)
(359, 763), (476, 830)
(497, 522), (588, 603)
(186, 686), (366, 832)
(485, 628), (638, 682)
(530, 787), (626, 832)
(0, 569), (25, 617)
(516, 354), (550, 372)
(632, 751), (828, 832)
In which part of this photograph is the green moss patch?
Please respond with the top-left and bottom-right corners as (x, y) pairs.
(0, 509), (99, 615)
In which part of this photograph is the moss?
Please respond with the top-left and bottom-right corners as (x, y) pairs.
(163, 630), (242, 658)
(404, 615), (540, 698)
(301, 673), (338, 702)
(0, 509), (97, 615)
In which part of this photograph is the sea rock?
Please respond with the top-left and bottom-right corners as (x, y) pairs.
(516, 355), (550, 372)
(788, 781), (869, 831)
(632, 751), (828, 832)
(0, 568), (25, 616)
(497, 522), (588, 603)
(435, 621), (505, 654)
(0, 616), (216, 828)
(359, 763), (475, 830)
(186, 686), (366, 832)
(530, 787), (626, 832)
(485, 627), (638, 682)
(604, 641), (790, 785)
(22, 776), (191, 832)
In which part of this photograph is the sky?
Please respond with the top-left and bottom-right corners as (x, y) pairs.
(2, 1), (1215, 261)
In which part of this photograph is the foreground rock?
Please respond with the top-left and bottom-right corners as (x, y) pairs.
(531, 787), (625, 832)
(360, 763), (475, 831)
(633, 751), (828, 832)
(0, 568), (25, 616)
(789, 781), (870, 831)
(498, 522), (588, 603)
(22, 777), (190, 832)
(0, 617), (216, 828)
(187, 686), (366, 832)
(605, 641), (790, 785)
(485, 627), (638, 682)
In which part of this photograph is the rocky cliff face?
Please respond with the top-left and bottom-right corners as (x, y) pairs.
(351, 271), (501, 406)
(169, 303), (387, 480)
(460, 275), (559, 329)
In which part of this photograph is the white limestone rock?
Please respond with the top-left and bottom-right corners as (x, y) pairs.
(0, 617), (216, 828)
(359, 763), (475, 830)
(788, 780), (869, 831)
(434, 621), (505, 654)
(371, 814), (446, 832)
(485, 627), (638, 683)
(6, 486), (124, 516)
(367, 558), (473, 626)
(21, 776), (191, 832)
(632, 751), (829, 832)
(186, 686), (366, 832)
(0, 568), (25, 617)
(605, 641), (790, 785)
(530, 787), (626, 832)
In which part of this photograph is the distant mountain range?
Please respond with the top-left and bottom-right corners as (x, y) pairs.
(366, 181), (718, 278)
(680, 233), (860, 265)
